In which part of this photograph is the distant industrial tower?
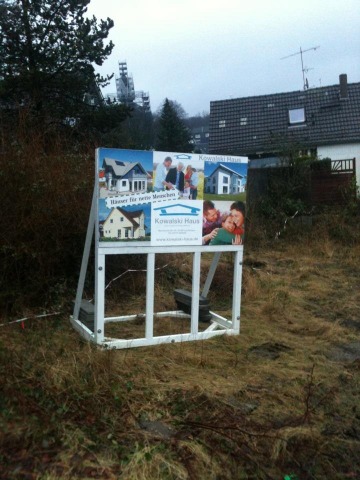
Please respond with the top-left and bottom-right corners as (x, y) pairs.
(115, 61), (151, 112)
(116, 61), (135, 103)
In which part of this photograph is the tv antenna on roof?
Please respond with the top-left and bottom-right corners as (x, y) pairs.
(281, 45), (320, 90)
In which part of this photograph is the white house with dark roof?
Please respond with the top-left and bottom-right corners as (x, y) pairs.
(209, 74), (360, 192)
(100, 207), (145, 239)
(205, 164), (245, 195)
(102, 158), (148, 193)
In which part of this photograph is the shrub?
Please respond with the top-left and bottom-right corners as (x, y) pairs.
(0, 136), (94, 314)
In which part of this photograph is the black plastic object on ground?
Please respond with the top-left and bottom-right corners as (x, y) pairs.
(173, 289), (212, 323)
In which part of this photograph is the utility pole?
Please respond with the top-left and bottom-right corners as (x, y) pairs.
(281, 46), (320, 90)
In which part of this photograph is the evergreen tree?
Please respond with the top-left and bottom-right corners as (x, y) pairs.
(155, 98), (192, 152)
(0, 0), (120, 129)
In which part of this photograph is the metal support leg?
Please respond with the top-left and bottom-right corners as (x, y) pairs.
(202, 251), (222, 298)
(232, 250), (243, 333)
(73, 187), (96, 321)
(146, 253), (155, 339)
(95, 253), (105, 343)
(191, 252), (201, 335)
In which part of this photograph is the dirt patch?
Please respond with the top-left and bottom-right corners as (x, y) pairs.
(248, 342), (292, 359)
(326, 341), (360, 362)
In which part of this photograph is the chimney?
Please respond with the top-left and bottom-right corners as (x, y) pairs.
(339, 74), (348, 99)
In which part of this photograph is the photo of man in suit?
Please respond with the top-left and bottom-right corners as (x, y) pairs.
(164, 162), (185, 193)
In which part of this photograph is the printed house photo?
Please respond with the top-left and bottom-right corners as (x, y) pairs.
(204, 162), (247, 201)
(100, 158), (150, 195)
(97, 148), (154, 198)
(102, 158), (147, 193)
(98, 201), (151, 242)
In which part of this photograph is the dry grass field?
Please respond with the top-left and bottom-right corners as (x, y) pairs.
(1, 217), (359, 479)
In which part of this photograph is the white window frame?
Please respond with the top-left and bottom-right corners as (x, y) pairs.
(289, 108), (305, 124)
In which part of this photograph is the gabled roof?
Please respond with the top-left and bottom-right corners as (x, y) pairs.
(102, 158), (146, 177)
(117, 207), (143, 228)
(103, 207), (143, 229)
(209, 78), (360, 156)
(208, 163), (244, 179)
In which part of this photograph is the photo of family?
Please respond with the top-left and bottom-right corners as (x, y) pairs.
(152, 152), (204, 200)
(202, 200), (245, 246)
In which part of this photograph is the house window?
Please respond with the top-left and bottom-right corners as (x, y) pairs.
(223, 177), (229, 184)
(122, 180), (127, 186)
(194, 134), (201, 139)
(205, 133), (209, 138)
(289, 108), (305, 124)
(240, 117), (247, 126)
(219, 120), (226, 128)
(120, 217), (124, 222)
(212, 177), (216, 184)
(110, 219), (113, 223)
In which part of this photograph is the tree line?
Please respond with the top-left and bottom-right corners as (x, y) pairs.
(0, 0), (208, 153)
(0, 0), (208, 313)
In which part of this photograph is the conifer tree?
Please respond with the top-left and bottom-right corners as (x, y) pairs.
(0, 0), (119, 125)
(155, 98), (192, 152)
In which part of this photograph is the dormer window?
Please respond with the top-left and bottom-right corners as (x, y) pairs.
(219, 120), (226, 128)
(289, 108), (305, 124)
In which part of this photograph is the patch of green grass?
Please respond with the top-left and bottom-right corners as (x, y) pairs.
(204, 192), (246, 202)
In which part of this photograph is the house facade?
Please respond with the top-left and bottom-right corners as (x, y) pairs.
(100, 207), (146, 240)
(190, 126), (209, 153)
(209, 74), (360, 191)
(205, 164), (245, 194)
(102, 158), (148, 194)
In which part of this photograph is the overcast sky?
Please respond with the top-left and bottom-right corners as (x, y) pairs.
(87, 0), (360, 116)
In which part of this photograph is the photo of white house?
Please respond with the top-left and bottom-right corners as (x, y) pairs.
(99, 207), (146, 240)
(204, 163), (246, 195)
(102, 158), (149, 194)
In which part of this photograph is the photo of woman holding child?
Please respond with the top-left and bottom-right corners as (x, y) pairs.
(202, 200), (245, 246)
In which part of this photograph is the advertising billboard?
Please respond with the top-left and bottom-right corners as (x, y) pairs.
(97, 148), (248, 248)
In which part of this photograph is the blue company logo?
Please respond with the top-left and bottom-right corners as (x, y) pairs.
(153, 203), (201, 216)
(175, 154), (192, 160)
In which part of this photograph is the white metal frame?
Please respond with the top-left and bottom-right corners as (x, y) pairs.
(70, 188), (244, 349)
